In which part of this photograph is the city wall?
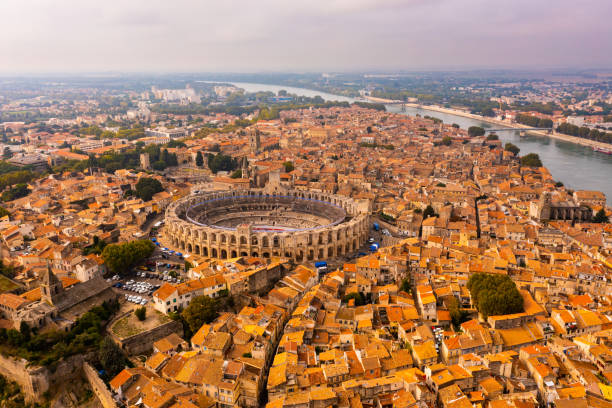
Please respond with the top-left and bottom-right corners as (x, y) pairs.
(83, 362), (118, 408)
(109, 318), (183, 355)
(0, 353), (84, 402)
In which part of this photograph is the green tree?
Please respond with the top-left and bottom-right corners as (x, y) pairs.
(486, 133), (499, 141)
(101, 240), (155, 275)
(282, 161), (294, 173)
(504, 143), (520, 156)
(82, 235), (107, 256)
(467, 273), (524, 318)
(423, 205), (436, 219)
(593, 208), (609, 223)
(2, 147), (12, 159)
(399, 277), (411, 294)
(135, 177), (163, 201)
(98, 337), (128, 381)
(1, 183), (30, 202)
(135, 307), (146, 321)
(19, 322), (30, 341)
(482, 107), (495, 117)
(516, 114), (553, 128)
(0, 260), (16, 278)
(342, 292), (366, 306)
(195, 151), (204, 167)
(167, 140), (187, 148)
(468, 126), (485, 137)
(520, 153), (543, 168)
(207, 153), (238, 174)
(0, 206), (9, 218)
(447, 297), (469, 329)
(441, 136), (452, 146)
(181, 295), (220, 333)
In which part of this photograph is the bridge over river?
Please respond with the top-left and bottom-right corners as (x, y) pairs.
(484, 127), (551, 132)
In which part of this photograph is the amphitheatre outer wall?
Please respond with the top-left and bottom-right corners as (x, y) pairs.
(163, 189), (371, 262)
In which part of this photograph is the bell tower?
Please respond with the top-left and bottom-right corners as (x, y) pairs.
(41, 262), (64, 306)
(240, 156), (250, 179)
(249, 129), (260, 155)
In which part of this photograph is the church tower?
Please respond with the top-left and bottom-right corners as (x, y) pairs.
(249, 129), (260, 155)
(41, 262), (64, 306)
(241, 156), (251, 181)
(538, 191), (553, 220)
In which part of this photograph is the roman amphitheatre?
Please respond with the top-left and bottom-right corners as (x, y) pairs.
(163, 189), (370, 262)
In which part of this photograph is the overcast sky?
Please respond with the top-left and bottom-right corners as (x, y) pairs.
(1, 0), (611, 73)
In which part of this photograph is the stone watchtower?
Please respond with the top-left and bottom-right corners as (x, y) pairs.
(140, 153), (151, 170)
(249, 129), (261, 155)
(538, 191), (552, 220)
(40, 263), (64, 306)
(240, 156), (251, 181)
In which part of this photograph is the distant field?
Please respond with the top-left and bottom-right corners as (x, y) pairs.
(0, 274), (19, 292)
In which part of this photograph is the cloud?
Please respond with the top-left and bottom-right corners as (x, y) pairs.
(0, 0), (610, 72)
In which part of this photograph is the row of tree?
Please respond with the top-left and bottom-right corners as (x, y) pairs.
(556, 123), (612, 144)
(0, 168), (37, 191)
(80, 125), (146, 141)
(516, 114), (553, 128)
(1, 183), (30, 202)
(207, 152), (238, 174)
(358, 142), (395, 150)
(144, 145), (179, 171)
(512, 102), (560, 115)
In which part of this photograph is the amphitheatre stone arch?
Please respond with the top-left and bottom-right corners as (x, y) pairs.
(162, 189), (369, 262)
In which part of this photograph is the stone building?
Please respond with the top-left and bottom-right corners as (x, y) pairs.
(529, 192), (591, 222)
(249, 129), (261, 154)
(0, 265), (116, 330)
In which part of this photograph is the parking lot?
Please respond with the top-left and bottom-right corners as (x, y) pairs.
(108, 260), (187, 306)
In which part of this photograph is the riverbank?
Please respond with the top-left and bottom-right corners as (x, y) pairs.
(392, 100), (612, 152)
(435, 105), (612, 151)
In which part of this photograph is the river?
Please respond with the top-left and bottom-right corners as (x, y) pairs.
(229, 82), (612, 200)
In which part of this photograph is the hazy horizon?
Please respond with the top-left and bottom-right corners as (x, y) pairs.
(2, 0), (612, 73)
